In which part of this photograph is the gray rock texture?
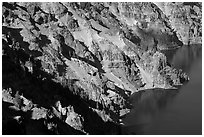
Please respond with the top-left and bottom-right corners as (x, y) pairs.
(2, 2), (196, 135)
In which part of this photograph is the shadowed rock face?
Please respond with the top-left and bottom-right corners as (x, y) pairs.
(2, 2), (195, 135)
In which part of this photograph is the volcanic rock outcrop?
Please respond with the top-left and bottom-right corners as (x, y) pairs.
(154, 2), (202, 45)
(2, 2), (198, 135)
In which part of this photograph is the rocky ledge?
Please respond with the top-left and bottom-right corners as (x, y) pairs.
(2, 2), (198, 135)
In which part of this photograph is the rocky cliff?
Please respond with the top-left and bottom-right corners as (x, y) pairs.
(154, 2), (202, 45)
(2, 2), (198, 135)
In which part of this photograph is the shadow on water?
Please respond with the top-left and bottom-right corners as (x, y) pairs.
(122, 45), (202, 135)
(162, 44), (202, 73)
(121, 88), (179, 135)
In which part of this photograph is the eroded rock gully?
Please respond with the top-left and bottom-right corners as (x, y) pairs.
(2, 2), (199, 135)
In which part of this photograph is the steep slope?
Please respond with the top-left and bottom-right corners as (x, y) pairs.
(154, 2), (202, 45)
(2, 2), (192, 135)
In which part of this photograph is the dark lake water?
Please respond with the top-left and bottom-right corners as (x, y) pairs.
(121, 45), (202, 135)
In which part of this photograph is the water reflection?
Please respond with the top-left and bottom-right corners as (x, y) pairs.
(162, 44), (202, 73)
(122, 45), (202, 135)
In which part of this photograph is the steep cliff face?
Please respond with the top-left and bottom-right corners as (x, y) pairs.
(107, 2), (184, 50)
(2, 2), (192, 135)
(154, 2), (202, 45)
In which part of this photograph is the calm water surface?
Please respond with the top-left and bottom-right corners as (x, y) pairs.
(121, 45), (202, 135)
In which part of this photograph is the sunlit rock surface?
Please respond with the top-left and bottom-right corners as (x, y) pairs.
(2, 2), (197, 135)
(154, 2), (202, 45)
